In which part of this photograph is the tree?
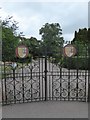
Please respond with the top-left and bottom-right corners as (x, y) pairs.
(71, 28), (89, 56)
(72, 28), (88, 44)
(39, 23), (64, 56)
(68, 28), (89, 70)
(2, 16), (19, 62)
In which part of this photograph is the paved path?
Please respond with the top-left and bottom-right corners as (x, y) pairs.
(2, 101), (88, 118)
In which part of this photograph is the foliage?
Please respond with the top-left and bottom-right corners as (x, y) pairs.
(21, 37), (41, 58)
(2, 15), (89, 70)
(2, 16), (19, 62)
(72, 28), (88, 44)
(62, 56), (88, 70)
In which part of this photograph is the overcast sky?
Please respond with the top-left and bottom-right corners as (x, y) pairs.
(0, 1), (89, 41)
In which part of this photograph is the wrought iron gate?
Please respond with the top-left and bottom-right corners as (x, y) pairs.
(2, 46), (88, 105)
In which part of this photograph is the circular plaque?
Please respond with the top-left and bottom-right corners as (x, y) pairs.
(63, 44), (76, 57)
(15, 45), (29, 58)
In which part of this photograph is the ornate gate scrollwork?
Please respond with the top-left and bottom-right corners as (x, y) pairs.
(2, 55), (88, 105)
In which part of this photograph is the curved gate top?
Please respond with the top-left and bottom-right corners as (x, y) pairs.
(2, 45), (88, 105)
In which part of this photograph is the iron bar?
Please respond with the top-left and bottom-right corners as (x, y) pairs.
(45, 55), (47, 101)
(13, 69), (16, 104)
